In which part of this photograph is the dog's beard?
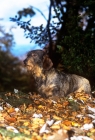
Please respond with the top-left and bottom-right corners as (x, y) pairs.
(26, 64), (35, 75)
(26, 65), (33, 71)
(26, 63), (45, 79)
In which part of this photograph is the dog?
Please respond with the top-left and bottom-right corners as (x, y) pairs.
(24, 50), (91, 97)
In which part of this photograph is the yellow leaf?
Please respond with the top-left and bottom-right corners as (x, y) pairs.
(53, 115), (62, 120)
(38, 105), (45, 110)
(71, 121), (80, 127)
(51, 124), (60, 129)
(23, 121), (30, 126)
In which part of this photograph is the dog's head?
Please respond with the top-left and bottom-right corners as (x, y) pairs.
(24, 50), (53, 77)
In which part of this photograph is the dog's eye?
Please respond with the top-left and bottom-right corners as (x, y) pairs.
(32, 53), (37, 57)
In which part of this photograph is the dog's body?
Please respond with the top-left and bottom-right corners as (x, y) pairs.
(24, 50), (91, 97)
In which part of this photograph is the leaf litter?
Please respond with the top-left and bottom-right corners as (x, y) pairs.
(0, 91), (95, 140)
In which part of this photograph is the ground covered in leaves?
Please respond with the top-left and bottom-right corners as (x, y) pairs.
(0, 91), (95, 140)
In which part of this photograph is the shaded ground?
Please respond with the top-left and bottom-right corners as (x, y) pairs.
(0, 91), (33, 107)
(0, 91), (95, 140)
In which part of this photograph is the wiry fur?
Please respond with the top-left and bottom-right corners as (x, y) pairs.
(24, 50), (91, 97)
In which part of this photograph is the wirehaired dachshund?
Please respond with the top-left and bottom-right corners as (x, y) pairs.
(24, 50), (91, 97)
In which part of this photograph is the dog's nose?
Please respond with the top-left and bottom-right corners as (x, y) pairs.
(23, 59), (27, 65)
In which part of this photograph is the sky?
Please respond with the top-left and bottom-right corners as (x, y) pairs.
(0, 0), (49, 58)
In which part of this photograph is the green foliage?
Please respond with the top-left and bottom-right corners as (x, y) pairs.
(59, 0), (95, 76)
(0, 127), (31, 139)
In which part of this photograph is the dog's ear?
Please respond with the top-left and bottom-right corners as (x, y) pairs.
(43, 55), (53, 70)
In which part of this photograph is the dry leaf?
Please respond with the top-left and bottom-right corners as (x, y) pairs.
(47, 129), (68, 140)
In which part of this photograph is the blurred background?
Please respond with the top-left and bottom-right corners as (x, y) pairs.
(0, 0), (49, 92)
(0, 0), (49, 57)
